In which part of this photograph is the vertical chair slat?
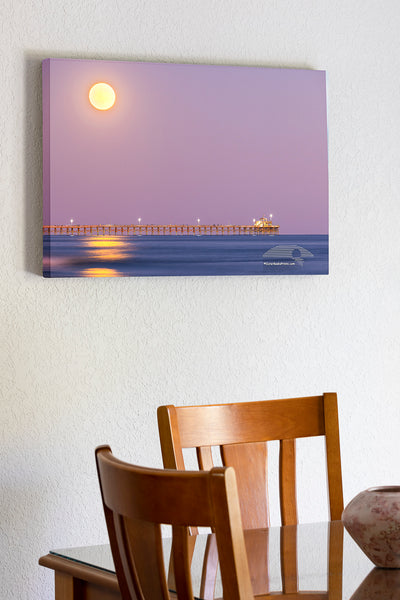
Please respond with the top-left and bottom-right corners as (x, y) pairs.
(199, 534), (218, 600)
(122, 518), (170, 600)
(222, 442), (269, 529)
(280, 525), (298, 594)
(279, 439), (298, 526)
(197, 446), (214, 470)
(243, 528), (270, 595)
(172, 525), (195, 600)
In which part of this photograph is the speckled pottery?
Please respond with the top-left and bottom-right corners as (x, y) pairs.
(342, 486), (400, 568)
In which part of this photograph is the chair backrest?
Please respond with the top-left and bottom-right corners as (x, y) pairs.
(157, 393), (343, 528)
(95, 445), (254, 600)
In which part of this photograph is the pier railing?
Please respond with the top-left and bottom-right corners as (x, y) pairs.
(43, 224), (279, 236)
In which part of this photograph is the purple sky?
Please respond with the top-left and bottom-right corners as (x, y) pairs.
(43, 59), (328, 234)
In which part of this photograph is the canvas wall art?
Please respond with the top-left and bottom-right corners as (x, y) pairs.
(43, 58), (329, 277)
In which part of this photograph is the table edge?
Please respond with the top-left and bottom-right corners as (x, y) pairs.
(39, 553), (120, 591)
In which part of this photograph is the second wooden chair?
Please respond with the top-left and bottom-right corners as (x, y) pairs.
(157, 393), (343, 529)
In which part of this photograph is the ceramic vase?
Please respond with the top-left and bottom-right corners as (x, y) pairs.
(342, 486), (400, 568)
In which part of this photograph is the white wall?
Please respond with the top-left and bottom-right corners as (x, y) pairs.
(1, 1), (400, 598)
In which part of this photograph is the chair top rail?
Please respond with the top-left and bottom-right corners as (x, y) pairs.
(165, 396), (326, 448)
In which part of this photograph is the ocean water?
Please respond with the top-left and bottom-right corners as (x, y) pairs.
(43, 234), (328, 277)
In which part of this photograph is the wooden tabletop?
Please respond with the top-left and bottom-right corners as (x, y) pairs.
(39, 521), (386, 600)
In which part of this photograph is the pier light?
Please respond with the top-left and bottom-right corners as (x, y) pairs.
(269, 214), (273, 220)
(197, 218), (200, 225)
(253, 218), (256, 224)
(70, 219), (74, 225)
(138, 217), (141, 225)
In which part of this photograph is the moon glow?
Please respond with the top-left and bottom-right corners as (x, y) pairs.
(89, 83), (116, 110)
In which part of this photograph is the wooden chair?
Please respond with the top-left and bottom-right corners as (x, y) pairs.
(157, 393), (343, 529)
(158, 394), (343, 599)
(95, 445), (254, 600)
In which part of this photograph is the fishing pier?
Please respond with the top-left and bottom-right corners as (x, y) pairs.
(43, 221), (279, 236)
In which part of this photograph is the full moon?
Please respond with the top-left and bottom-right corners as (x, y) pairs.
(89, 83), (116, 110)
